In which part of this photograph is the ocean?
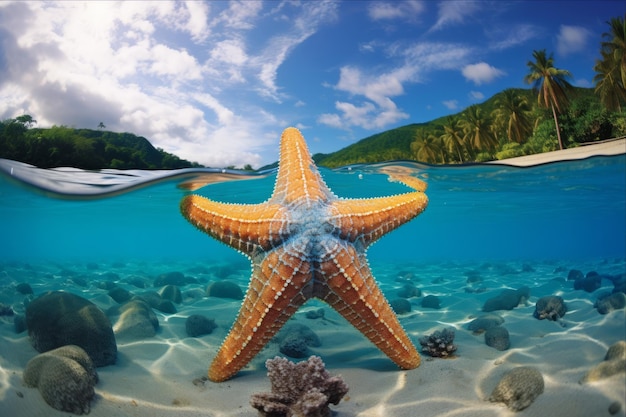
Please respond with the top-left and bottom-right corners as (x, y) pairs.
(1, 155), (624, 263)
(0, 154), (625, 417)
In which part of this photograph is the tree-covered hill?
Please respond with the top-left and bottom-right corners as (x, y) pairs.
(0, 119), (202, 170)
(314, 87), (624, 168)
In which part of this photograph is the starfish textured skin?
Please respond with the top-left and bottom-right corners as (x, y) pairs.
(180, 127), (428, 382)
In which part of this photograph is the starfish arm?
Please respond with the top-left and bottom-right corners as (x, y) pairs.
(208, 247), (312, 382)
(270, 127), (335, 205)
(330, 191), (428, 247)
(180, 195), (288, 254)
(318, 240), (421, 369)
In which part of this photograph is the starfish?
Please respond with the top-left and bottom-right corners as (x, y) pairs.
(180, 127), (428, 382)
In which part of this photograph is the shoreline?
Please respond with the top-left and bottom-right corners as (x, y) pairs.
(488, 137), (626, 167)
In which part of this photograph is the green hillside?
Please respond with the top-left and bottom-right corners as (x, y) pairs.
(315, 87), (624, 167)
(0, 120), (202, 170)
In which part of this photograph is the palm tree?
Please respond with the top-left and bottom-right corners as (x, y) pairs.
(410, 129), (441, 164)
(594, 16), (626, 111)
(524, 49), (574, 150)
(458, 105), (498, 156)
(492, 89), (534, 144)
(440, 116), (466, 163)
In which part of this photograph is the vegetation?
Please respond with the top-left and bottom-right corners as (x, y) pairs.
(0, 120), (202, 169)
(317, 16), (625, 167)
(594, 16), (626, 111)
(524, 49), (575, 150)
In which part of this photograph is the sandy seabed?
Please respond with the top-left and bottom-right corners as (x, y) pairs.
(1, 256), (625, 417)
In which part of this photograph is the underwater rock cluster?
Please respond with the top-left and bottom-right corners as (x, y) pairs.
(23, 345), (98, 415)
(250, 355), (349, 417)
(489, 366), (544, 411)
(25, 291), (117, 366)
(419, 328), (457, 358)
(533, 295), (567, 321)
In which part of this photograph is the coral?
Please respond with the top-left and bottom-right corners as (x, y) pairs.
(185, 314), (217, 337)
(25, 291), (117, 366)
(580, 341), (626, 383)
(533, 295), (567, 321)
(23, 345), (98, 415)
(467, 314), (504, 334)
(484, 326), (510, 351)
(418, 328), (457, 358)
(489, 366), (544, 411)
(250, 356), (349, 417)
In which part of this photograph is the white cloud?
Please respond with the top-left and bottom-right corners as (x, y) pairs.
(557, 25), (591, 56)
(0, 1), (339, 168)
(489, 24), (539, 50)
(250, 1), (338, 100)
(462, 62), (505, 85)
(469, 91), (485, 100)
(442, 100), (458, 110)
(321, 42), (472, 130)
(430, 1), (479, 31)
(368, 1), (425, 21)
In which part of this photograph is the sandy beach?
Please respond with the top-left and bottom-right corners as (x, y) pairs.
(488, 138), (626, 167)
(1, 141), (625, 417)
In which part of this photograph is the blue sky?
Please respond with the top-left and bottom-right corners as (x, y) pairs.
(0, 1), (623, 168)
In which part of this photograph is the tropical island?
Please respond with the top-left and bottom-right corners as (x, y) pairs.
(1, 17), (624, 170)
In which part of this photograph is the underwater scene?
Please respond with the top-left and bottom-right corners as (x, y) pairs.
(0, 152), (625, 417)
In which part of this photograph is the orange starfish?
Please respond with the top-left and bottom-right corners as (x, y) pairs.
(180, 127), (428, 382)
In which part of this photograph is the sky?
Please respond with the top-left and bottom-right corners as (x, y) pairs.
(0, 1), (624, 168)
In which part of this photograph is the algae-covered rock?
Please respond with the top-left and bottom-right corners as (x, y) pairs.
(25, 291), (117, 366)
(23, 345), (98, 415)
(580, 341), (626, 383)
(489, 366), (544, 411)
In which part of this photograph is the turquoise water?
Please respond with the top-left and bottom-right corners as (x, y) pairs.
(0, 155), (624, 265)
